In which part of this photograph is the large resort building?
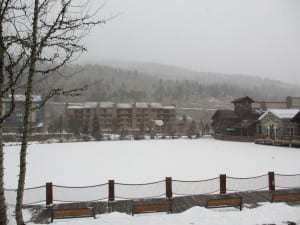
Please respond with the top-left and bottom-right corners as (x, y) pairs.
(67, 102), (177, 135)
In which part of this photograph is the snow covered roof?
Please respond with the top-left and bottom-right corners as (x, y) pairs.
(83, 102), (97, 108)
(67, 105), (84, 109)
(99, 102), (114, 108)
(153, 120), (164, 126)
(117, 103), (132, 109)
(136, 102), (148, 108)
(8, 94), (41, 102)
(162, 105), (175, 110)
(259, 109), (300, 120)
(66, 102), (175, 110)
(150, 103), (162, 108)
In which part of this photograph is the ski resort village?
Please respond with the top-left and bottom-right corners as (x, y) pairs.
(1, 1), (300, 225)
(2, 95), (300, 225)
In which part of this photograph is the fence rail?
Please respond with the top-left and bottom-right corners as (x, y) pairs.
(4, 172), (300, 206)
(227, 174), (269, 192)
(173, 177), (219, 195)
(53, 183), (108, 203)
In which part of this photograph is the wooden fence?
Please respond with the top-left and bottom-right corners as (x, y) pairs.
(4, 172), (300, 206)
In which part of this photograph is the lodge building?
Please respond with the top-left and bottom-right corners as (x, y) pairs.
(211, 96), (300, 140)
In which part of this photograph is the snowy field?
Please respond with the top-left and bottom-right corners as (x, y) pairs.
(4, 136), (300, 188)
(4, 137), (300, 225)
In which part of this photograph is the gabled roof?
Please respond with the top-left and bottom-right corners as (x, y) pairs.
(291, 111), (300, 122)
(231, 96), (254, 103)
(259, 109), (300, 120)
(211, 110), (239, 120)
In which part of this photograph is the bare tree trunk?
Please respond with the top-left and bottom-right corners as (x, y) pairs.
(0, 116), (7, 225)
(0, 17), (8, 225)
(15, 1), (39, 224)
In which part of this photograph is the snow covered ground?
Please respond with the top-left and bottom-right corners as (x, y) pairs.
(7, 203), (300, 225)
(4, 136), (300, 187)
(4, 137), (300, 224)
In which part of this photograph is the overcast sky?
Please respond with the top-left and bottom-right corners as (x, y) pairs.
(81, 0), (300, 84)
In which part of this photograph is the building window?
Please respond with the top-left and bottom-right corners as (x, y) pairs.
(258, 125), (262, 134)
(287, 127), (294, 136)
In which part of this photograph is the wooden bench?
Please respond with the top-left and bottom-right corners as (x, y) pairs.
(51, 207), (95, 222)
(271, 192), (300, 203)
(206, 197), (243, 211)
(132, 202), (172, 216)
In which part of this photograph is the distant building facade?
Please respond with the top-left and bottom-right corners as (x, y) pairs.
(3, 95), (43, 133)
(66, 102), (178, 135)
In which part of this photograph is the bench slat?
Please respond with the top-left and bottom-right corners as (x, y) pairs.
(132, 203), (172, 215)
(272, 193), (300, 202)
(206, 197), (242, 210)
(51, 207), (95, 223)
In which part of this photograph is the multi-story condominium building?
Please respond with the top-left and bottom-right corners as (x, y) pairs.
(66, 102), (177, 134)
(2, 95), (43, 133)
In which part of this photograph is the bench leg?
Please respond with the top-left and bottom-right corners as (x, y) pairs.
(92, 208), (96, 219)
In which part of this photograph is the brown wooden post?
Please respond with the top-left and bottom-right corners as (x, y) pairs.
(166, 177), (172, 199)
(108, 180), (115, 201)
(220, 174), (226, 194)
(268, 171), (275, 191)
(46, 182), (53, 206)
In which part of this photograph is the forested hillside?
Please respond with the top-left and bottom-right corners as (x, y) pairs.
(43, 62), (300, 104)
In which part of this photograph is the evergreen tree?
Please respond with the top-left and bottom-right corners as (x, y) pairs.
(92, 114), (101, 139)
(167, 121), (174, 137)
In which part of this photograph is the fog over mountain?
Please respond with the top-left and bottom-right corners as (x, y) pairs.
(45, 61), (300, 104)
(81, 0), (300, 84)
(99, 60), (300, 94)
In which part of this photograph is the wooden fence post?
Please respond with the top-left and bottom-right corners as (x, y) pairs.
(108, 180), (115, 201)
(166, 177), (172, 199)
(268, 171), (275, 191)
(46, 182), (53, 206)
(220, 174), (226, 194)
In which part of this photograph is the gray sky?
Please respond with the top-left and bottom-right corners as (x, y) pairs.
(81, 0), (300, 84)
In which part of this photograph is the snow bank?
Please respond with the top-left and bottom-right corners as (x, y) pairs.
(11, 203), (300, 225)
